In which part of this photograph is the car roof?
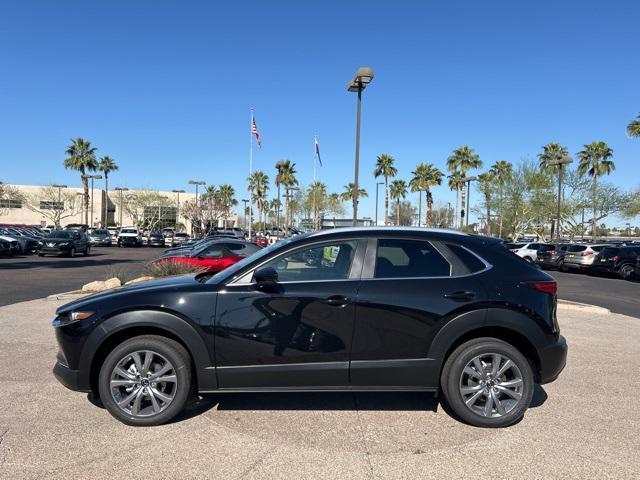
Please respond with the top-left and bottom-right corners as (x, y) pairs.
(307, 226), (467, 239)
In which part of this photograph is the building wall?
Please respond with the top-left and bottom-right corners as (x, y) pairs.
(0, 184), (237, 231)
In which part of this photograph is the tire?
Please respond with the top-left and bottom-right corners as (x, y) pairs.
(84, 246), (91, 256)
(98, 335), (192, 426)
(37, 253), (44, 257)
(619, 264), (634, 280)
(524, 257), (533, 264)
(440, 337), (534, 428)
(69, 247), (76, 258)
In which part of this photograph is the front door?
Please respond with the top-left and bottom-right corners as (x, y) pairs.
(214, 239), (364, 389)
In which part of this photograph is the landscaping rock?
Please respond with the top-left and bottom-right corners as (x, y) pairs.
(124, 275), (155, 285)
(81, 277), (122, 293)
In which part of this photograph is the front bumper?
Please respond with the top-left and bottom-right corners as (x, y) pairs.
(538, 335), (568, 384)
(53, 361), (91, 392)
(119, 237), (140, 246)
(90, 238), (112, 246)
(38, 245), (72, 255)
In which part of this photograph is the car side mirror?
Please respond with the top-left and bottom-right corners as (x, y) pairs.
(254, 267), (278, 290)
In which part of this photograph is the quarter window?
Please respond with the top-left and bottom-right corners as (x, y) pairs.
(260, 240), (357, 282)
(374, 239), (451, 278)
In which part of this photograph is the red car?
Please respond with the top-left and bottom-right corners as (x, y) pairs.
(157, 240), (262, 273)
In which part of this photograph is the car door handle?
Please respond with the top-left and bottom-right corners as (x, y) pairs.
(443, 291), (476, 301)
(322, 295), (351, 306)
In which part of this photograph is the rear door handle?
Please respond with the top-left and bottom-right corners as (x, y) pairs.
(443, 291), (476, 301)
(322, 295), (351, 306)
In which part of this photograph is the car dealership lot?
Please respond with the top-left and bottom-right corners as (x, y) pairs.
(0, 298), (637, 479)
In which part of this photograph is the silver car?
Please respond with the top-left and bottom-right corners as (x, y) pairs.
(561, 244), (607, 272)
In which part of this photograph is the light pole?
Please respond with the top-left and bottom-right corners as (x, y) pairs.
(115, 187), (129, 227)
(548, 156), (573, 240)
(188, 180), (205, 235)
(374, 181), (384, 226)
(464, 176), (478, 230)
(347, 67), (374, 226)
(447, 202), (453, 228)
(51, 184), (67, 228)
(82, 174), (102, 227)
(172, 189), (185, 229)
(242, 199), (249, 232)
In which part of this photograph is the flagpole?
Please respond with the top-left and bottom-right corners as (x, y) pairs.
(248, 108), (253, 239)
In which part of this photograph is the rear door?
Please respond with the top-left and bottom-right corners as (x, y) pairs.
(351, 236), (489, 388)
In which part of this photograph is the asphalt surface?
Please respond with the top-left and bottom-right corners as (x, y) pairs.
(0, 246), (159, 306)
(0, 247), (638, 316)
(0, 299), (637, 479)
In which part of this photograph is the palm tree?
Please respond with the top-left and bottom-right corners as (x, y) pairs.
(340, 182), (368, 205)
(477, 172), (494, 235)
(274, 160), (287, 228)
(389, 180), (408, 225)
(577, 141), (615, 242)
(248, 171), (270, 232)
(201, 185), (219, 231)
(64, 138), (98, 224)
(447, 146), (482, 228)
(410, 163), (443, 226)
(97, 156), (118, 227)
(627, 113), (640, 137)
(373, 154), (397, 225)
(489, 160), (513, 238)
(218, 184), (237, 229)
(275, 160), (297, 234)
(538, 142), (569, 172)
(309, 181), (327, 230)
(447, 171), (465, 229)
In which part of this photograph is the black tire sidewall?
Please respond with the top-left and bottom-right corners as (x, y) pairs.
(441, 338), (534, 428)
(98, 336), (192, 426)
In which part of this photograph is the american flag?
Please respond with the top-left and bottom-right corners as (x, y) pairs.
(252, 116), (261, 148)
(314, 136), (322, 166)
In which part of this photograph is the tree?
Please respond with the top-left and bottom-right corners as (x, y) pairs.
(97, 156), (118, 226)
(373, 154), (397, 225)
(0, 182), (24, 217)
(410, 163), (443, 226)
(538, 143), (569, 172)
(64, 138), (98, 224)
(340, 182), (368, 205)
(218, 184), (237, 229)
(307, 181), (327, 230)
(627, 113), (640, 137)
(248, 171), (270, 232)
(122, 190), (172, 230)
(200, 185), (224, 231)
(476, 172), (495, 235)
(25, 186), (82, 228)
(489, 160), (513, 238)
(274, 160), (297, 235)
(577, 141), (615, 241)
(447, 171), (465, 229)
(389, 200), (417, 226)
(389, 179), (408, 225)
(446, 146), (482, 228)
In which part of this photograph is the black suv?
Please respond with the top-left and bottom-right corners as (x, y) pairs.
(38, 230), (91, 257)
(591, 246), (640, 279)
(52, 228), (567, 428)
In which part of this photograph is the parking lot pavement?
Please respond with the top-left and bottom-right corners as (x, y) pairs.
(0, 247), (159, 306)
(0, 299), (638, 479)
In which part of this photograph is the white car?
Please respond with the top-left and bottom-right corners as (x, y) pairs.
(505, 242), (547, 263)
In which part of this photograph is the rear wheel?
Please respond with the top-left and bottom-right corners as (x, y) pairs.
(441, 338), (534, 428)
(84, 246), (91, 256)
(619, 264), (634, 280)
(524, 256), (533, 264)
(69, 247), (76, 257)
(98, 335), (192, 426)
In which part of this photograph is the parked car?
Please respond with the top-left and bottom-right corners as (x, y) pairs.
(117, 227), (142, 247)
(0, 227), (38, 254)
(591, 246), (640, 279)
(0, 238), (14, 256)
(147, 231), (166, 247)
(0, 235), (19, 255)
(536, 243), (575, 270)
(88, 229), (112, 246)
(170, 232), (190, 247)
(504, 242), (547, 263)
(562, 244), (607, 272)
(64, 223), (89, 233)
(157, 239), (262, 273)
(52, 227), (566, 428)
(37, 230), (90, 257)
(107, 228), (119, 242)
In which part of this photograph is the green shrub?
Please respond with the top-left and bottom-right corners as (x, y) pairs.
(144, 260), (208, 277)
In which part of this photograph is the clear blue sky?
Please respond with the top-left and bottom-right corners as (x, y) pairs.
(1, 1), (638, 224)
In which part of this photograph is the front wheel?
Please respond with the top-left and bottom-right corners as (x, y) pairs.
(440, 338), (534, 428)
(84, 246), (91, 256)
(98, 335), (192, 426)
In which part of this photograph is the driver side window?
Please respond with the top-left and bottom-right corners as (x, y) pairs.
(260, 240), (357, 282)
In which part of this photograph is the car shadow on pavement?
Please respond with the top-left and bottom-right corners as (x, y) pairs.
(0, 256), (144, 270)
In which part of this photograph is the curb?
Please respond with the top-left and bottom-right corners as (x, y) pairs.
(558, 299), (610, 315)
(46, 290), (87, 301)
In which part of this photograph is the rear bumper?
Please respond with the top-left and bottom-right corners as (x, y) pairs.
(538, 335), (568, 384)
(53, 361), (91, 393)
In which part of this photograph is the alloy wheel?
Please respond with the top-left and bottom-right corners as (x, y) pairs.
(459, 353), (524, 418)
(620, 264), (633, 279)
(109, 350), (178, 418)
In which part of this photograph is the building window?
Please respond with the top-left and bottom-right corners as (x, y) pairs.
(40, 201), (64, 210)
(0, 199), (22, 209)
(143, 206), (177, 230)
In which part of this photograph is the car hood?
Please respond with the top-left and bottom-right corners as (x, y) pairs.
(56, 274), (205, 315)
(161, 249), (193, 258)
(44, 237), (74, 242)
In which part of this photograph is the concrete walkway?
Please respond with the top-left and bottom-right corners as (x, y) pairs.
(0, 298), (638, 479)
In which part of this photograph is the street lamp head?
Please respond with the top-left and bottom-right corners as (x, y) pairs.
(348, 66), (374, 92)
(115, 187), (129, 191)
(52, 184), (67, 188)
(92, 175), (103, 180)
(465, 175), (478, 182)
(549, 156), (574, 166)
(81, 174), (91, 179)
(172, 189), (186, 193)
(188, 180), (205, 186)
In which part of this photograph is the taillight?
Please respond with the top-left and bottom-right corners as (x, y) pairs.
(511, 249), (520, 253)
(521, 281), (557, 295)
(610, 256), (619, 262)
(580, 251), (592, 256)
(548, 250), (556, 255)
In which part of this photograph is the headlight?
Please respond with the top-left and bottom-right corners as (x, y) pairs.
(51, 311), (94, 328)
(37, 241), (43, 245)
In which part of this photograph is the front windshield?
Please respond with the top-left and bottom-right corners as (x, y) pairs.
(207, 236), (302, 284)
(93, 229), (108, 235)
(48, 231), (72, 238)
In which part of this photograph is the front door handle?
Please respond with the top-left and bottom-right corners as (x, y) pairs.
(322, 295), (351, 306)
(443, 291), (476, 301)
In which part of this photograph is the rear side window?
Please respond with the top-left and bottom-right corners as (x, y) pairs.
(600, 247), (619, 256)
(568, 245), (587, 252)
(591, 246), (605, 252)
(375, 239), (450, 278)
(445, 244), (487, 273)
(538, 244), (556, 252)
